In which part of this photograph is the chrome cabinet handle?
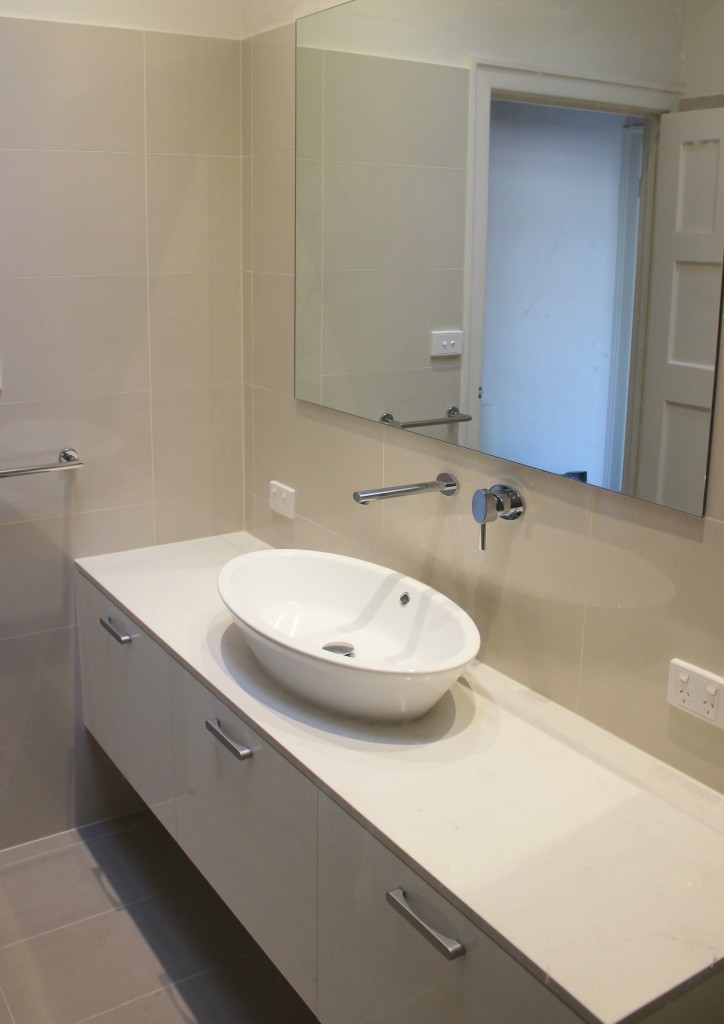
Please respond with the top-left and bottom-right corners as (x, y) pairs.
(99, 616), (133, 645)
(205, 718), (253, 762)
(386, 887), (465, 961)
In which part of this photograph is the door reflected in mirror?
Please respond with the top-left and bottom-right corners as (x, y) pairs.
(295, 0), (724, 516)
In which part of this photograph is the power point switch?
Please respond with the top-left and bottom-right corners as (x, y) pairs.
(667, 658), (724, 729)
(430, 330), (463, 358)
(270, 481), (295, 519)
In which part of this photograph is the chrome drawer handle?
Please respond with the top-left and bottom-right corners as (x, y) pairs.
(99, 616), (133, 645)
(205, 718), (253, 762)
(386, 887), (465, 961)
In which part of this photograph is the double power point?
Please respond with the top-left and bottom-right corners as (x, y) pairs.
(269, 480), (296, 518)
(667, 659), (723, 729)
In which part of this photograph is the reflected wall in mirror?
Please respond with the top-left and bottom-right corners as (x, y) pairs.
(295, 0), (724, 516)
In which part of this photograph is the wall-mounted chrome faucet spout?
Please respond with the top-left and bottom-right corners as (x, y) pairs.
(472, 484), (525, 549)
(353, 472), (458, 505)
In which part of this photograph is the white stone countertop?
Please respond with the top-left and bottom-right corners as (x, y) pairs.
(76, 531), (724, 1024)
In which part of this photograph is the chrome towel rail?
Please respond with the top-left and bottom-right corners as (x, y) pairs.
(0, 448), (83, 480)
(380, 406), (472, 429)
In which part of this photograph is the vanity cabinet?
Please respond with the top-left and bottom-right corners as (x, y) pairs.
(77, 575), (176, 834)
(76, 541), (724, 1024)
(79, 575), (318, 1013)
(170, 661), (317, 1011)
(317, 795), (582, 1024)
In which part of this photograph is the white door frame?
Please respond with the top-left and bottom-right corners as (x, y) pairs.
(462, 57), (680, 458)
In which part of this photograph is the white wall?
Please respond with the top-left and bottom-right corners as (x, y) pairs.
(682, 0), (724, 96)
(0, 0), (244, 36)
(242, 0), (343, 38)
(296, 0), (685, 88)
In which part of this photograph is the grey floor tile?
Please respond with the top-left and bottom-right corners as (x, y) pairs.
(0, 811), (144, 871)
(0, 811), (199, 947)
(0, 988), (13, 1024)
(0, 880), (256, 1024)
(79, 954), (319, 1024)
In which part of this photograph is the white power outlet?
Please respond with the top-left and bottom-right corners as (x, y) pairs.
(430, 330), (463, 358)
(270, 481), (295, 518)
(667, 659), (724, 729)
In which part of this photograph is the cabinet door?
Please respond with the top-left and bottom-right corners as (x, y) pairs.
(317, 794), (582, 1024)
(77, 575), (175, 834)
(171, 662), (317, 1012)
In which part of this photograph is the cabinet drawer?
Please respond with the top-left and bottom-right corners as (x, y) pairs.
(171, 662), (317, 1012)
(77, 575), (175, 834)
(317, 794), (582, 1024)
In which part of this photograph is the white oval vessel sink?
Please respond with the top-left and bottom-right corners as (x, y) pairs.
(218, 549), (480, 722)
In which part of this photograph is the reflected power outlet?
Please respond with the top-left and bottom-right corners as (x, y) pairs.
(667, 659), (724, 729)
(270, 480), (295, 518)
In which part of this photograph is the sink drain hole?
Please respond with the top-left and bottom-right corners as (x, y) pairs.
(322, 641), (355, 657)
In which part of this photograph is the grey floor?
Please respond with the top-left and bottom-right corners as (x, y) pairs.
(0, 810), (320, 1024)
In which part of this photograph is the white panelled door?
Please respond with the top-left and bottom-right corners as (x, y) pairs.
(632, 108), (724, 514)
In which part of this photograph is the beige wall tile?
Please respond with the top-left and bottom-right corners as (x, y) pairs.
(252, 150), (295, 275)
(322, 268), (464, 374)
(0, 276), (149, 403)
(583, 492), (724, 688)
(147, 154), (241, 274)
(0, 392), (153, 524)
(154, 490), (245, 545)
(242, 155), (253, 269)
(0, 628), (77, 748)
(379, 429), (592, 652)
(243, 272), (254, 381)
(0, 19), (144, 152)
(251, 388), (384, 549)
(296, 47), (323, 160)
(0, 17), (245, 846)
(296, 159), (323, 272)
(322, 365), (462, 430)
(251, 24), (295, 155)
(250, 492), (386, 563)
(324, 51), (468, 167)
(579, 652), (724, 793)
(241, 39), (253, 157)
(0, 726), (139, 851)
(244, 382), (255, 494)
(0, 506), (154, 641)
(0, 151), (147, 279)
(145, 33), (240, 156)
(151, 385), (243, 503)
(149, 273), (241, 390)
(480, 618), (582, 712)
(295, 271), (322, 384)
(324, 162), (466, 270)
(252, 273), (294, 394)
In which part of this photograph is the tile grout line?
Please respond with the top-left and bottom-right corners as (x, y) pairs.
(141, 31), (158, 546)
(575, 492), (596, 714)
(70, 951), (259, 1024)
(0, 877), (208, 953)
(0, 983), (17, 1024)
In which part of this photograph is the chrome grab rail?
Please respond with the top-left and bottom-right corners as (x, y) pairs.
(0, 448), (83, 479)
(380, 406), (472, 429)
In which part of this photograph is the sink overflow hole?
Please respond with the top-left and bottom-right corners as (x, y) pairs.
(400, 592), (411, 606)
(322, 641), (355, 657)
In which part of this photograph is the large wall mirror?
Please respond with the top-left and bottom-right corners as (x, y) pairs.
(295, 0), (724, 516)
